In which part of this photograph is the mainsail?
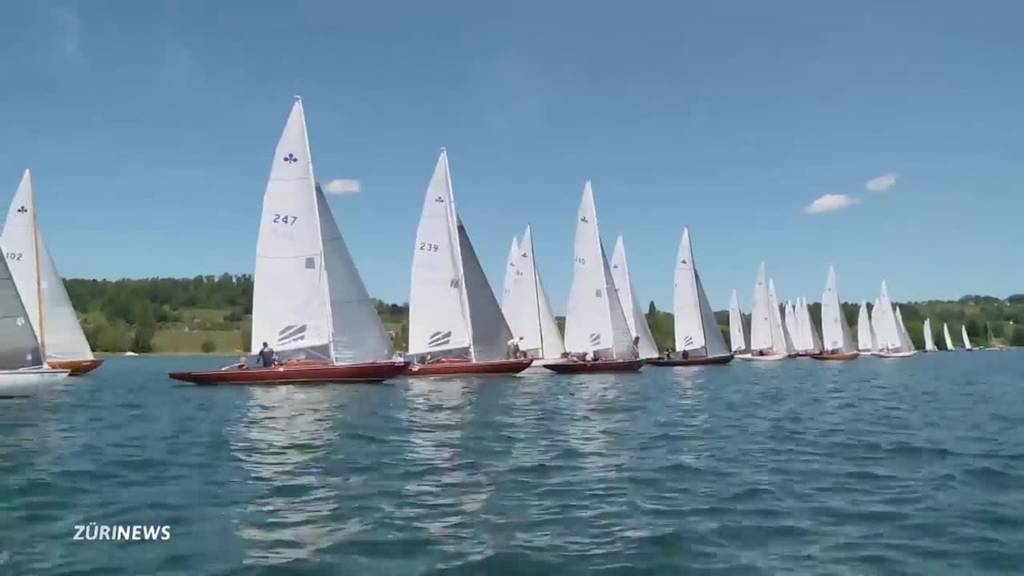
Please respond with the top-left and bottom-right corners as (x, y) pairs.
(923, 318), (937, 351)
(873, 281), (907, 352)
(610, 235), (658, 358)
(895, 306), (915, 351)
(857, 301), (874, 352)
(251, 98), (393, 363)
(820, 265), (854, 353)
(2, 170), (94, 361)
(671, 228), (728, 358)
(502, 226), (565, 359)
(728, 289), (747, 353)
(0, 239), (43, 369)
(564, 182), (634, 359)
(408, 149), (512, 361)
(943, 322), (955, 351)
(500, 236), (519, 319)
(769, 279), (794, 355)
(961, 324), (973, 350)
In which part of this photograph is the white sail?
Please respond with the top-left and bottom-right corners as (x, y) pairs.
(251, 99), (332, 359)
(505, 226), (565, 359)
(251, 99), (392, 363)
(2, 170), (94, 361)
(456, 215), (514, 361)
(820, 266), (854, 352)
(749, 263), (773, 352)
(874, 282), (906, 352)
(672, 228), (728, 357)
(728, 289), (747, 353)
(870, 297), (882, 352)
(315, 186), (394, 362)
(500, 236), (519, 318)
(408, 150), (472, 357)
(564, 182), (634, 359)
(768, 279), (793, 355)
(857, 301), (874, 352)
(806, 298), (825, 352)
(943, 322), (955, 351)
(895, 307), (915, 351)
(961, 324), (973, 350)
(784, 300), (800, 351)
(923, 318), (937, 351)
(610, 235), (658, 358)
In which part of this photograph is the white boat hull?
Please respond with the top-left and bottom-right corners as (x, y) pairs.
(0, 368), (70, 396)
(739, 353), (788, 362)
(876, 351), (917, 358)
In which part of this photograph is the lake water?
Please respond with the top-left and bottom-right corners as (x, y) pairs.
(2, 352), (1023, 574)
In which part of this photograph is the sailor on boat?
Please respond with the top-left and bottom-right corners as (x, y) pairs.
(258, 342), (277, 367)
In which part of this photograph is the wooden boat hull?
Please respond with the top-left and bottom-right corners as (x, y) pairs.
(405, 358), (533, 376)
(168, 361), (408, 385)
(0, 368), (70, 396)
(48, 358), (104, 375)
(738, 353), (788, 362)
(543, 359), (643, 373)
(810, 351), (860, 361)
(646, 354), (734, 366)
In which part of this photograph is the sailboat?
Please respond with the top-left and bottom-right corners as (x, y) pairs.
(2, 170), (101, 375)
(405, 149), (532, 376)
(740, 262), (790, 361)
(873, 281), (916, 358)
(547, 181), (642, 373)
(943, 322), (956, 351)
(610, 235), (659, 359)
(770, 279), (796, 357)
(501, 225), (566, 366)
(895, 307), (916, 353)
(856, 301), (875, 355)
(647, 228), (733, 366)
(784, 300), (801, 354)
(728, 289), (749, 357)
(984, 322), (1005, 351)
(170, 98), (406, 384)
(923, 318), (938, 352)
(961, 324), (974, 351)
(812, 265), (858, 360)
(793, 297), (823, 356)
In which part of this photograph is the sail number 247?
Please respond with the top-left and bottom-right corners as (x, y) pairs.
(272, 214), (298, 225)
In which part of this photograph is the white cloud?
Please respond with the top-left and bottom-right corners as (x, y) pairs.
(323, 179), (361, 195)
(865, 172), (897, 193)
(803, 193), (859, 214)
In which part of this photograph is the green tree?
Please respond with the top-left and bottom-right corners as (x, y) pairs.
(131, 304), (156, 353)
(201, 338), (216, 353)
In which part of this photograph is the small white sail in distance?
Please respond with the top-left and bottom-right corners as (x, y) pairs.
(857, 301), (874, 352)
(251, 98), (393, 363)
(610, 234), (659, 359)
(943, 322), (956, 351)
(500, 235), (519, 318)
(564, 181), (635, 359)
(961, 324), (973, 350)
(505, 225), (565, 359)
(769, 279), (794, 355)
(749, 262), (774, 353)
(820, 265), (854, 353)
(671, 227), (729, 358)
(728, 289), (747, 353)
(2, 169), (95, 362)
(874, 281), (906, 352)
(923, 318), (937, 351)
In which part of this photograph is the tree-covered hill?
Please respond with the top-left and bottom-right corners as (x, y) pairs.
(62, 275), (1024, 353)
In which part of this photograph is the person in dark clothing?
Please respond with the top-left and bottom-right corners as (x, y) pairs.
(258, 342), (276, 367)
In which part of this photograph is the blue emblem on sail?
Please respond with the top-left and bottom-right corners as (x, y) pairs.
(428, 330), (452, 348)
(283, 153), (298, 164)
(16, 206), (27, 214)
(277, 324), (307, 346)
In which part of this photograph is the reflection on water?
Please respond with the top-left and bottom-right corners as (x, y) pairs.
(229, 386), (339, 566)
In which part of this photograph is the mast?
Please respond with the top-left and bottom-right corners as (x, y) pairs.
(527, 226), (545, 357)
(444, 150), (475, 361)
(30, 182), (45, 362)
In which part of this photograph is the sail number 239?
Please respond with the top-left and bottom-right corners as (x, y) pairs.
(272, 214), (298, 225)
(418, 242), (440, 252)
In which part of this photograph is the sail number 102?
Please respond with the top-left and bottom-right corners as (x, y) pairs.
(5, 252), (23, 261)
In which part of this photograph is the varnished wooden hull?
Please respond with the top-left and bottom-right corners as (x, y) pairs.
(810, 351), (860, 361)
(168, 361), (408, 385)
(49, 358), (104, 375)
(646, 354), (734, 366)
(405, 358), (533, 376)
(543, 359), (643, 373)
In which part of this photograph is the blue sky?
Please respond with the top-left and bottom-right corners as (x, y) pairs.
(1, 1), (1022, 311)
